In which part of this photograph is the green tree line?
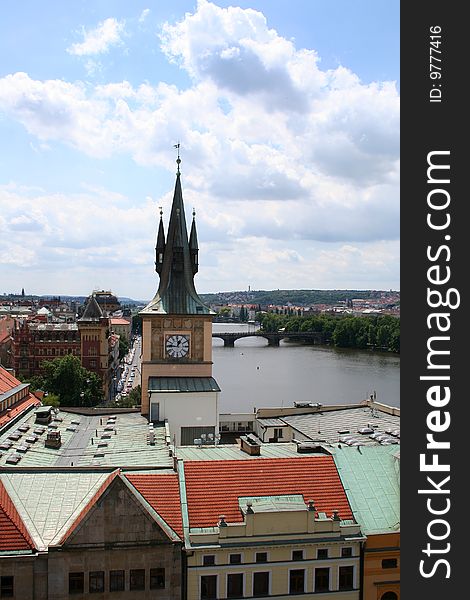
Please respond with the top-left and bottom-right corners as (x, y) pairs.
(258, 313), (400, 353)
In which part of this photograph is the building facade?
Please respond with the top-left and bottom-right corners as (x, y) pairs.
(0, 470), (183, 600)
(110, 317), (132, 343)
(78, 295), (120, 400)
(11, 321), (80, 378)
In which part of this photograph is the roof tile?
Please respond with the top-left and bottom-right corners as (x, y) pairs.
(183, 456), (353, 529)
(126, 473), (183, 538)
(0, 480), (35, 551)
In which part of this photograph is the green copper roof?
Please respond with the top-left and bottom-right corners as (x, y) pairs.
(333, 445), (400, 535)
(148, 377), (221, 393)
(0, 470), (112, 550)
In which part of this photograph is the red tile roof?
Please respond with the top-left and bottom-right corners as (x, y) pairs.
(110, 318), (131, 325)
(0, 395), (41, 428)
(0, 367), (19, 394)
(0, 366), (41, 428)
(126, 473), (183, 538)
(183, 457), (353, 528)
(0, 480), (35, 551)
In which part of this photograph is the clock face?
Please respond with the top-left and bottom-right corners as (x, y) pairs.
(165, 334), (190, 358)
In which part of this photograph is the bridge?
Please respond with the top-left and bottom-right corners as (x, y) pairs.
(212, 331), (329, 347)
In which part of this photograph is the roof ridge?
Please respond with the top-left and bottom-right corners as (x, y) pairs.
(0, 479), (35, 550)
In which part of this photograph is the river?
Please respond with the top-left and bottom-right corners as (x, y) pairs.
(211, 323), (400, 413)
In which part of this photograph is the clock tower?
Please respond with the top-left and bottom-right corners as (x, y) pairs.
(140, 155), (220, 445)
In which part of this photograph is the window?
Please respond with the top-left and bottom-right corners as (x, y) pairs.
(130, 569), (145, 591)
(381, 593), (398, 600)
(69, 572), (84, 595)
(317, 548), (328, 559)
(289, 570), (305, 594)
(292, 549), (304, 561)
(339, 566), (354, 590)
(110, 570), (125, 592)
(253, 572), (269, 597)
(274, 428), (283, 438)
(227, 573), (244, 598)
(201, 575), (217, 599)
(314, 567), (330, 592)
(150, 568), (165, 589)
(89, 571), (105, 593)
(0, 576), (14, 598)
(382, 559), (398, 569)
(341, 547), (353, 558)
(255, 552), (268, 563)
(203, 555), (216, 566)
(230, 553), (242, 564)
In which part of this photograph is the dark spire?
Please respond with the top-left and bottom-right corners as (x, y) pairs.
(79, 294), (104, 321)
(141, 153), (212, 315)
(189, 208), (199, 275)
(155, 207), (165, 274)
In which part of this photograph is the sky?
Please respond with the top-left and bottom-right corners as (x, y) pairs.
(0, 0), (399, 300)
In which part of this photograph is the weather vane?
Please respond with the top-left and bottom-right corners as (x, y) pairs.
(174, 142), (181, 173)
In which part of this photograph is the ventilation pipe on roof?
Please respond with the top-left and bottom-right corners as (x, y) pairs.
(307, 499), (316, 512)
(332, 510), (341, 521)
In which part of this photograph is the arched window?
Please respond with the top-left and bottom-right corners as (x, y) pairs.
(381, 592), (398, 600)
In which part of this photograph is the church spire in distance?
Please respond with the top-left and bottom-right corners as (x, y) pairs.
(141, 145), (212, 315)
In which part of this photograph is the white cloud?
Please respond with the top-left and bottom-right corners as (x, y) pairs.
(67, 18), (125, 56)
(139, 9), (151, 24)
(0, 1), (399, 294)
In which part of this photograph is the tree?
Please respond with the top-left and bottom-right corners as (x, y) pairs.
(119, 336), (129, 360)
(132, 314), (143, 336)
(127, 385), (141, 406)
(37, 355), (104, 406)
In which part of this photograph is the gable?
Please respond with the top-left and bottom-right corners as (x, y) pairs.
(61, 476), (177, 547)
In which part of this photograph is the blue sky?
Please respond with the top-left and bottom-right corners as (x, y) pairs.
(0, 1), (399, 299)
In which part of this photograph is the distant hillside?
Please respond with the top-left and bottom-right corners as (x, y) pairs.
(1, 294), (146, 306)
(199, 289), (398, 307)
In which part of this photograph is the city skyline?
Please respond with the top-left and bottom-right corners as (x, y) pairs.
(0, 0), (400, 298)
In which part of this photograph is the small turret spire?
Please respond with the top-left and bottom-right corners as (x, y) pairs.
(189, 207), (199, 275)
(155, 206), (165, 274)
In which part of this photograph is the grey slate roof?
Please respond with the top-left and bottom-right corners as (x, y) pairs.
(79, 295), (104, 321)
(281, 406), (400, 446)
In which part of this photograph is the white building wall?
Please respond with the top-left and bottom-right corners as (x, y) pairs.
(149, 391), (219, 446)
